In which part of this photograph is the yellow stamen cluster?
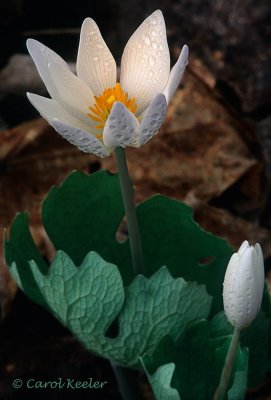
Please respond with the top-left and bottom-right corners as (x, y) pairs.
(87, 83), (137, 131)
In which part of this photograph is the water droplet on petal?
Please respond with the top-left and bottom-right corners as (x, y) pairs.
(90, 33), (98, 41)
(93, 56), (99, 62)
(144, 35), (151, 46)
(148, 56), (156, 67)
(82, 138), (90, 144)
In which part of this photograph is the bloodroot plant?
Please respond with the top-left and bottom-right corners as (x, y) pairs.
(4, 9), (271, 400)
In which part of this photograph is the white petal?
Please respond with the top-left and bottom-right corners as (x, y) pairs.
(27, 92), (98, 135)
(238, 240), (249, 256)
(26, 39), (69, 100)
(223, 253), (239, 288)
(239, 246), (254, 272)
(163, 45), (189, 103)
(48, 60), (94, 125)
(138, 93), (167, 145)
(103, 102), (140, 148)
(50, 119), (111, 157)
(77, 18), (117, 96)
(120, 10), (170, 114)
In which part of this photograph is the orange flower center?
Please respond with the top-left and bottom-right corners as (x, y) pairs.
(87, 83), (138, 137)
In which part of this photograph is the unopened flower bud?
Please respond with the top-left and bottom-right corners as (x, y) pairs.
(223, 240), (265, 330)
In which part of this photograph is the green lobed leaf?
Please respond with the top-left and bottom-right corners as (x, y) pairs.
(42, 170), (133, 281)
(41, 170), (232, 313)
(29, 250), (124, 354)
(4, 212), (48, 308)
(141, 321), (248, 400)
(29, 252), (211, 367)
(142, 321), (217, 400)
(107, 266), (212, 366)
(143, 363), (181, 400)
(5, 170), (232, 313)
(137, 195), (232, 314)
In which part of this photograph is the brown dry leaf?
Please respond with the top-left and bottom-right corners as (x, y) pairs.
(193, 203), (271, 258)
(0, 230), (17, 319)
(0, 60), (269, 315)
(0, 119), (98, 228)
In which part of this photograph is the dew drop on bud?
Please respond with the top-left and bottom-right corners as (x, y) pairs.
(148, 56), (156, 67)
(144, 35), (151, 46)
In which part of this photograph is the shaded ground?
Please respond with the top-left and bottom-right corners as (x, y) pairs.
(0, 291), (129, 400)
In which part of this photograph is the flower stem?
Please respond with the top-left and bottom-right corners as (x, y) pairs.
(215, 327), (241, 400)
(115, 147), (145, 275)
(110, 360), (142, 400)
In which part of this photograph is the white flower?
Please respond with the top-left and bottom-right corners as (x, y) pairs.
(223, 240), (265, 330)
(26, 10), (188, 157)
